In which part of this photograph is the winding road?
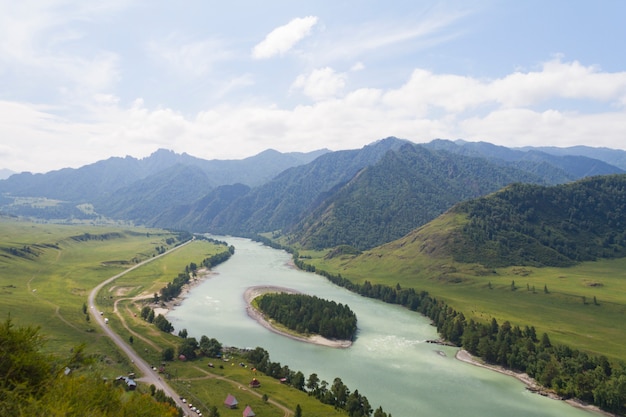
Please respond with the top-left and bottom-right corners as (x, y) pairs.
(88, 239), (192, 411)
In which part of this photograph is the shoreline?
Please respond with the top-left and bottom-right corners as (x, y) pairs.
(243, 285), (353, 349)
(152, 268), (215, 317)
(455, 349), (615, 417)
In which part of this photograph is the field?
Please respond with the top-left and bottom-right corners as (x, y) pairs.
(301, 243), (626, 362)
(0, 217), (346, 417)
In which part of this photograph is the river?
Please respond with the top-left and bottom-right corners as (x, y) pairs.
(167, 237), (601, 417)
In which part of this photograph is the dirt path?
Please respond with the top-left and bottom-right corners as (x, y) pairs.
(112, 296), (163, 351)
(189, 366), (293, 417)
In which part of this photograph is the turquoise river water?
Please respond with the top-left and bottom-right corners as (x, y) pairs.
(167, 237), (602, 417)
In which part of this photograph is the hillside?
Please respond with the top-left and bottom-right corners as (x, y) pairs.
(194, 137), (412, 234)
(289, 143), (547, 250)
(447, 174), (626, 267)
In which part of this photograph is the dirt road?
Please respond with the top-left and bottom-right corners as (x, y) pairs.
(88, 239), (193, 411)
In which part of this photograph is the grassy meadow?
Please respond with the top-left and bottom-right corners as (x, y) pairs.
(0, 217), (346, 417)
(0, 218), (178, 354)
(301, 242), (626, 362)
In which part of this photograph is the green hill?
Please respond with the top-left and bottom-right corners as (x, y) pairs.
(448, 174), (626, 267)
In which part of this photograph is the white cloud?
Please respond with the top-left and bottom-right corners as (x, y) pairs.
(148, 35), (233, 77)
(291, 67), (346, 101)
(489, 59), (626, 108)
(350, 62), (365, 72)
(0, 0), (127, 109)
(381, 58), (626, 116)
(2, 58), (626, 174)
(311, 10), (468, 64)
(252, 16), (318, 59)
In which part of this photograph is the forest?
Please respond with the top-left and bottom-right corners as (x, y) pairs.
(256, 292), (358, 341)
(451, 174), (626, 267)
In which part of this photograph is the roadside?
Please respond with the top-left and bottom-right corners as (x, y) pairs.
(87, 239), (194, 411)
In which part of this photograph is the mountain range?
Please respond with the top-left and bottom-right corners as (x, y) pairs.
(1, 138), (625, 258)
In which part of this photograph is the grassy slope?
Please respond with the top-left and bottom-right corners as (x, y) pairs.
(302, 213), (626, 362)
(0, 218), (174, 354)
(0, 218), (346, 417)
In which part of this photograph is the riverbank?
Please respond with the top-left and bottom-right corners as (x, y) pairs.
(455, 349), (615, 417)
(152, 268), (215, 317)
(243, 285), (353, 349)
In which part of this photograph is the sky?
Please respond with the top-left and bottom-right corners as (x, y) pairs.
(1, 0), (626, 174)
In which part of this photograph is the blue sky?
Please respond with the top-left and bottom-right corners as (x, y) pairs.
(1, 0), (626, 173)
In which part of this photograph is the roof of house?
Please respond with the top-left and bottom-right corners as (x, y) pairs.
(224, 393), (238, 407)
(243, 405), (256, 417)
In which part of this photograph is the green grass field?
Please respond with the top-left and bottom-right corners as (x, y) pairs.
(301, 240), (626, 362)
(0, 217), (347, 417)
(0, 218), (177, 354)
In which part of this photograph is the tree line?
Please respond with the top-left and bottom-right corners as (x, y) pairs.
(245, 346), (391, 417)
(158, 246), (234, 302)
(256, 292), (357, 340)
(294, 257), (626, 416)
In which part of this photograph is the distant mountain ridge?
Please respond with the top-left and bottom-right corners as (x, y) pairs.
(1, 138), (624, 254)
(0, 148), (329, 202)
(424, 139), (623, 181)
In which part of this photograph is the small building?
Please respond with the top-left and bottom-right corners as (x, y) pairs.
(243, 405), (256, 417)
(115, 376), (137, 391)
(224, 393), (238, 409)
(249, 377), (260, 388)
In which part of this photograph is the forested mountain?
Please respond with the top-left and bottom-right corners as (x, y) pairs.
(522, 145), (626, 171)
(447, 174), (626, 267)
(289, 144), (547, 250)
(151, 183), (251, 231)
(94, 164), (213, 224)
(378, 174), (626, 268)
(188, 137), (412, 234)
